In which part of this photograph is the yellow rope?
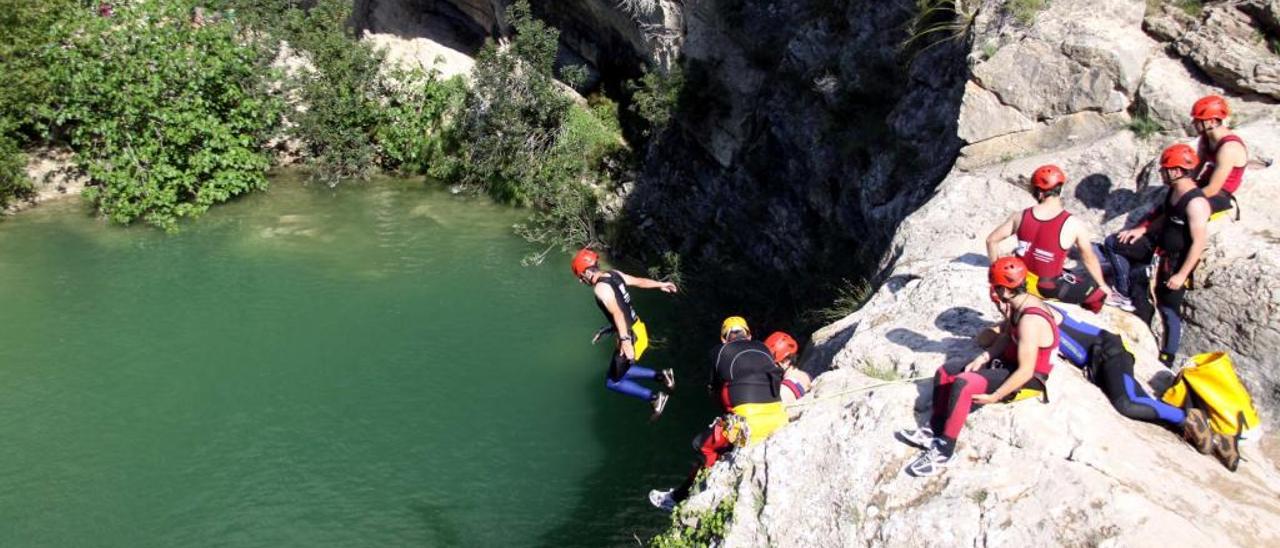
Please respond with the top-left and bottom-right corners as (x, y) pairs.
(784, 374), (932, 408)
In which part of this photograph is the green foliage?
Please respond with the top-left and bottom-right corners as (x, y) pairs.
(1269, 36), (1280, 57)
(271, 0), (387, 184)
(0, 130), (32, 209)
(375, 67), (467, 174)
(903, 0), (978, 60)
(1173, 0), (1204, 17)
(650, 492), (737, 547)
(858, 359), (904, 381)
(37, 1), (283, 230)
(628, 66), (685, 135)
(812, 278), (874, 323)
(1127, 112), (1165, 139)
(1006, 0), (1049, 25)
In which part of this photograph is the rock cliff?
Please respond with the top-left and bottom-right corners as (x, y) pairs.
(663, 0), (1280, 545)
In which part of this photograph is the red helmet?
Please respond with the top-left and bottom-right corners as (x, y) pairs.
(764, 331), (799, 364)
(1160, 144), (1199, 171)
(989, 256), (1028, 290)
(1031, 165), (1067, 191)
(570, 248), (598, 277)
(1190, 95), (1229, 122)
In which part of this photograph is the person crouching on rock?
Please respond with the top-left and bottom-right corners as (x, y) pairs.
(1045, 303), (1213, 451)
(897, 257), (1060, 477)
(571, 248), (677, 420)
(1100, 145), (1210, 367)
(765, 331), (811, 403)
(1191, 95), (1249, 215)
(986, 164), (1120, 312)
(648, 317), (787, 511)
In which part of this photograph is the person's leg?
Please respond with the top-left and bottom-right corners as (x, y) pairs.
(623, 365), (658, 380)
(1156, 287), (1186, 367)
(606, 353), (654, 400)
(934, 368), (1011, 457)
(929, 361), (966, 434)
(1097, 349), (1186, 425)
(672, 422), (731, 502)
(1104, 233), (1155, 297)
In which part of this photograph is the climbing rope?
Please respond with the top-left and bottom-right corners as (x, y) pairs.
(784, 374), (932, 408)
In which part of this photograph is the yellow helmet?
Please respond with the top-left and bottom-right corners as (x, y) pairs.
(720, 316), (750, 338)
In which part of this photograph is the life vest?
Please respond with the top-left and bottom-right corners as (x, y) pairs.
(1199, 134), (1247, 195)
(1015, 208), (1071, 279)
(1156, 186), (1206, 279)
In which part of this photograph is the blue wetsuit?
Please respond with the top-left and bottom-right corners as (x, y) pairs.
(1051, 305), (1185, 426)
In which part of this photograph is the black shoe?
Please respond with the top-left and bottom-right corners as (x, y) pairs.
(650, 391), (670, 422)
(659, 368), (676, 392)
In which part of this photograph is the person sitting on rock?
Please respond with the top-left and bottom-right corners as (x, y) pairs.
(1044, 303), (1212, 450)
(649, 317), (787, 511)
(765, 331), (811, 403)
(1100, 145), (1210, 367)
(1191, 95), (1248, 215)
(986, 164), (1120, 312)
(571, 248), (677, 420)
(896, 257), (1059, 477)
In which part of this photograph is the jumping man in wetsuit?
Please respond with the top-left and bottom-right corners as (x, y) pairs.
(648, 317), (787, 511)
(1102, 145), (1210, 367)
(986, 164), (1119, 311)
(1191, 95), (1249, 214)
(897, 257), (1059, 477)
(571, 249), (677, 419)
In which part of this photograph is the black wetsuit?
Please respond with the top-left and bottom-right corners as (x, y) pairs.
(1153, 187), (1206, 363)
(709, 339), (781, 408)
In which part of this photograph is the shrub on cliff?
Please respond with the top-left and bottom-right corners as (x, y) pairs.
(36, 1), (284, 230)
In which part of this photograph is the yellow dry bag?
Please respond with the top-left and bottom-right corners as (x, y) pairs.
(1161, 352), (1261, 437)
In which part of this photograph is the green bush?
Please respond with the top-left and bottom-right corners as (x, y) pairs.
(0, 129), (32, 209)
(376, 67), (467, 174)
(650, 492), (738, 547)
(1127, 112), (1165, 139)
(38, 1), (283, 230)
(627, 66), (684, 135)
(1007, 0), (1048, 25)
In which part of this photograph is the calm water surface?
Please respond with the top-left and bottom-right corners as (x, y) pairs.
(0, 174), (711, 547)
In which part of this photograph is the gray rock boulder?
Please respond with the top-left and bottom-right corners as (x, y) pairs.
(1174, 3), (1280, 99)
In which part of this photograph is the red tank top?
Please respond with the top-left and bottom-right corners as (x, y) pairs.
(1015, 208), (1070, 278)
(1200, 134), (1246, 195)
(1008, 307), (1060, 378)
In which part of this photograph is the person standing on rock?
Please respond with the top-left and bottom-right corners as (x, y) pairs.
(765, 331), (811, 403)
(1191, 95), (1249, 215)
(571, 248), (677, 420)
(897, 257), (1059, 477)
(985, 164), (1121, 312)
(1101, 145), (1210, 367)
(649, 317), (787, 511)
(1045, 303), (1213, 451)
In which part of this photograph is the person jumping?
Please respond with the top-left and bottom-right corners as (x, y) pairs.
(571, 248), (677, 420)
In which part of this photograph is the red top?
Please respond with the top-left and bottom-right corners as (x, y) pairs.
(1015, 208), (1071, 279)
(1199, 134), (1246, 195)
(1007, 307), (1060, 378)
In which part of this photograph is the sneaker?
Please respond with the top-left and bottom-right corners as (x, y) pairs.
(650, 391), (670, 421)
(659, 368), (676, 392)
(648, 488), (676, 512)
(1105, 292), (1135, 312)
(1182, 408), (1213, 454)
(895, 426), (935, 450)
(904, 441), (951, 477)
(1211, 431), (1240, 472)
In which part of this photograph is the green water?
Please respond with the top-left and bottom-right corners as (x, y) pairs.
(0, 175), (711, 547)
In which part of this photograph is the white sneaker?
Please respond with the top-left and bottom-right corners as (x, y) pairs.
(659, 368), (676, 392)
(650, 391), (670, 421)
(894, 426), (935, 450)
(1105, 293), (1135, 312)
(649, 488), (676, 512)
(905, 441), (951, 477)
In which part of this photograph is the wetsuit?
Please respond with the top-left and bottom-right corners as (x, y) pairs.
(674, 340), (786, 502)
(593, 272), (658, 400)
(929, 306), (1058, 457)
(1050, 305), (1185, 426)
(1197, 134), (1246, 214)
(1152, 187), (1206, 364)
(1015, 208), (1105, 312)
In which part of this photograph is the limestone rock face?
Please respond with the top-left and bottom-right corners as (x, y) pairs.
(664, 0), (1280, 544)
(1173, 3), (1280, 99)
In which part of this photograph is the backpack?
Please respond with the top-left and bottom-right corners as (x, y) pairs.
(1161, 352), (1262, 438)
